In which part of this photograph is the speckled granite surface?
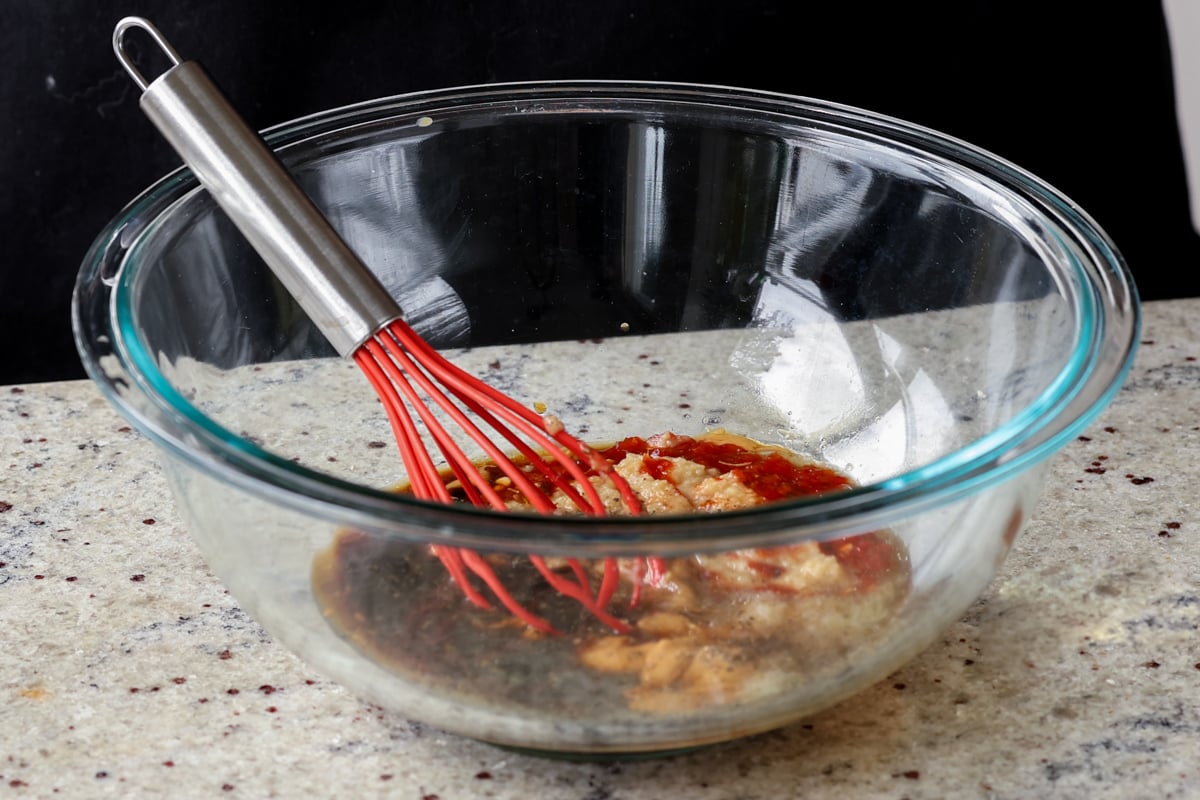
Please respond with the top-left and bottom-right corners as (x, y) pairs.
(1, 299), (1197, 799)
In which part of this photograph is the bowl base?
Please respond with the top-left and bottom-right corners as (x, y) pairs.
(493, 740), (716, 762)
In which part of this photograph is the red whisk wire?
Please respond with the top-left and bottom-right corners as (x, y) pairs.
(428, 545), (493, 610)
(361, 336), (514, 510)
(384, 321), (630, 514)
(355, 349), (450, 501)
(374, 326), (553, 511)
(352, 319), (654, 634)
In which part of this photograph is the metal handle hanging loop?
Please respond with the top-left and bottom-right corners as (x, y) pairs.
(110, 17), (400, 356)
(113, 16), (183, 91)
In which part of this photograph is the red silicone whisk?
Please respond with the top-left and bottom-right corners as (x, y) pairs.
(113, 16), (657, 633)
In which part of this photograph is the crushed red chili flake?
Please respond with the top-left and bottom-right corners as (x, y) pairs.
(218, 649), (233, 660)
(259, 685), (276, 694)
(173, 677), (187, 684)
(1142, 661), (1161, 668)
(130, 574), (145, 582)
(221, 784), (234, 792)
(0, 501), (12, 513)
(142, 518), (155, 525)
(474, 771), (493, 780)
(227, 688), (240, 695)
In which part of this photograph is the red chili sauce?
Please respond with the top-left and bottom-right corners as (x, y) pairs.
(597, 435), (893, 587)
(598, 435), (854, 500)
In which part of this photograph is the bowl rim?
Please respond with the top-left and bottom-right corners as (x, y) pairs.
(73, 79), (1141, 554)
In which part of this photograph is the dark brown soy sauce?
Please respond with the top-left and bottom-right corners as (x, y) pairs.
(312, 532), (639, 717)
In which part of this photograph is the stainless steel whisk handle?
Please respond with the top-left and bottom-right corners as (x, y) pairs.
(113, 16), (400, 357)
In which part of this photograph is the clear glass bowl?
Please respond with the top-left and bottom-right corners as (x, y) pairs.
(73, 82), (1138, 756)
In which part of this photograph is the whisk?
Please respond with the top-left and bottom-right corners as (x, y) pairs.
(113, 17), (657, 634)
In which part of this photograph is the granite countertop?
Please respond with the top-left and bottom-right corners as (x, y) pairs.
(2, 298), (1197, 799)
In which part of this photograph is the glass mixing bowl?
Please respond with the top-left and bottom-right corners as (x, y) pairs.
(73, 82), (1138, 756)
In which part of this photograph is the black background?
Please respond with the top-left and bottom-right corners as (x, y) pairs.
(2, 1), (1194, 384)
